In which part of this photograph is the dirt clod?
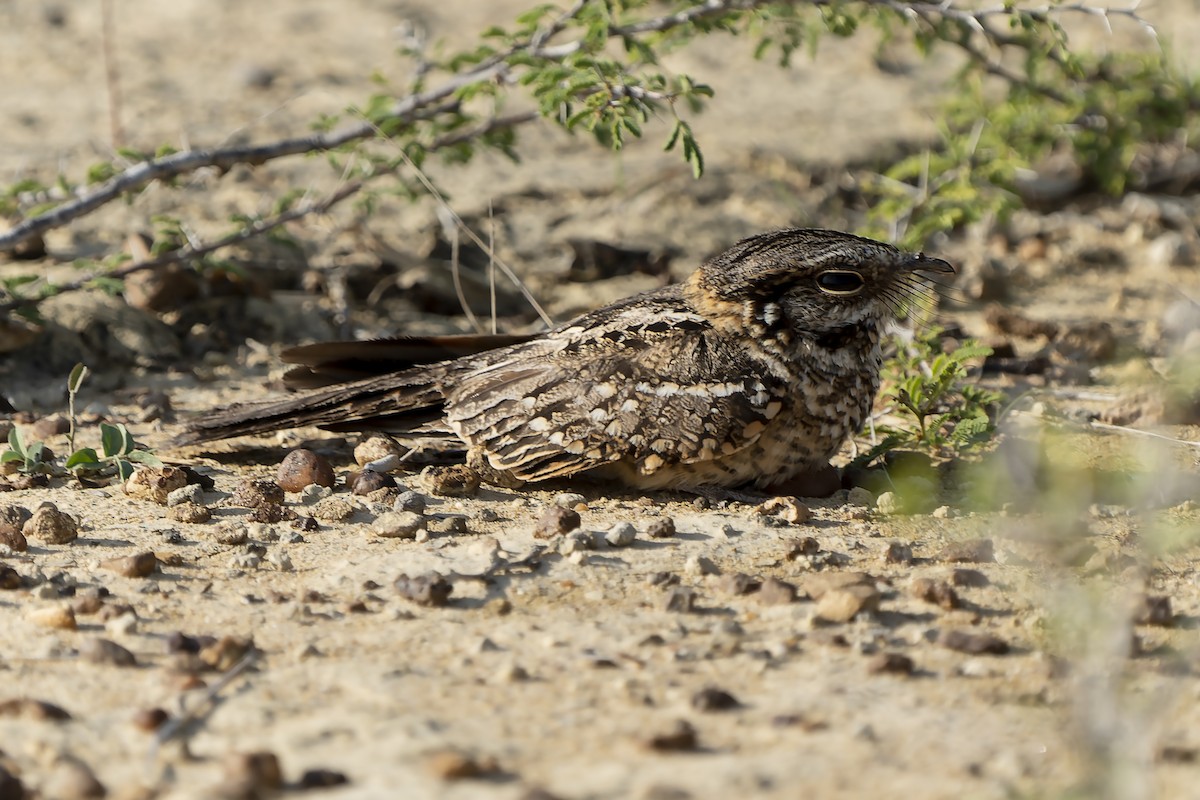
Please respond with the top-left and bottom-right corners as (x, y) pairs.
(646, 517), (677, 538)
(1134, 595), (1174, 627)
(754, 496), (812, 524)
(910, 577), (960, 609)
(395, 573), (453, 607)
(0, 697), (71, 721)
(867, 652), (916, 675)
(231, 478), (285, 509)
(534, 506), (580, 538)
(940, 629), (1010, 655)
(372, 511), (426, 539)
(691, 687), (740, 711)
(79, 638), (136, 667)
(222, 751), (284, 793)
(757, 577), (798, 605)
(936, 538), (995, 564)
(169, 502), (212, 524)
(125, 466), (188, 505)
(101, 552), (158, 578)
(646, 720), (699, 752)
(22, 503), (78, 544)
(421, 465), (480, 497)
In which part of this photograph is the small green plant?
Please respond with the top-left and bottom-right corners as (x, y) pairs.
(61, 363), (162, 482)
(857, 329), (1002, 464)
(2, 364), (163, 483)
(65, 421), (161, 482)
(1, 427), (51, 475)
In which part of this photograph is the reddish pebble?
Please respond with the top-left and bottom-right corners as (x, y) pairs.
(277, 449), (336, 492)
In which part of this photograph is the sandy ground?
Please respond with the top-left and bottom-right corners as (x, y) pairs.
(2, 1), (1200, 799)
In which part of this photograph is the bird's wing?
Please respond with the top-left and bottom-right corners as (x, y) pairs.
(444, 303), (789, 482)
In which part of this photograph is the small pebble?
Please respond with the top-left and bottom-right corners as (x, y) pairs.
(125, 466), (188, 505)
(200, 636), (255, 671)
(350, 470), (396, 496)
(105, 612), (138, 636)
(1134, 595), (1173, 627)
(394, 491), (427, 514)
(559, 530), (595, 555)
(298, 769), (350, 789)
(277, 448), (336, 492)
(372, 511), (425, 539)
(950, 568), (990, 587)
(846, 486), (874, 507)
(663, 586), (698, 613)
(605, 522), (636, 547)
(266, 551), (293, 571)
(169, 502), (212, 524)
(424, 748), (500, 781)
(354, 435), (406, 468)
(223, 751), (284, 793)
(757, 577), (797, 605)
(214, 523), (249, 545)
(691, 687), (740, 711)
(875, 491), (900, 515)
(553, 492), (586, 508)
(165, 484), (203, 507)
(79, 637), (137, 666)
(290, 517), (317, 534)
(645, 720), (699, 752)
(883, 541), (913, 564)
(940, 629), (1009, 655)
(0, 565), (21, 590)
(0, 523), (28, 552)
(718, 573), (760, 596)
(684, 555), (719, 576)
(395, 573), (453, 607)
(29, 605), (77, 630)
(867, 652), (915, 675)
(0, 765), (24, 799)
(0, 697), (71, 721)
(815, 585), (880, 623)
(785, 537), (820, 559)
(101, 551), (157, 578)
(910, 577), (960, 609)
(426, 516), (469, 535)
(937, 538), (995, 563)
(131, 707), (170, 732)
(420, 465), (480, 497)
(646, 517), (676, 538)
(754, 496), (812, 524)
(534, 506), (580, 538)
(42, 756), (106, 800)
(299, 484), (333, 504)
(22, 503), (78, 544)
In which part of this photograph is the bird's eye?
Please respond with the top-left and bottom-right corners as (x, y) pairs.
(816, 270), (864, 295)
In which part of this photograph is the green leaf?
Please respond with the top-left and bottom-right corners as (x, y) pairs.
(99, 423), (126, 458)
(66, 448), (101, 469)
(0, 451), (24, 464)
(68, 363), (89, 394)
(125, 450), (163, 467)
(115, 459), (135, 482)
(7, 427), (25, 459)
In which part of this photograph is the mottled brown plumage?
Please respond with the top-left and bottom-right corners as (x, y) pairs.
(174, 228), (952, 490)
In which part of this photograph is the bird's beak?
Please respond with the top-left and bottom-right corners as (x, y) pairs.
(906, 254), (955, 275)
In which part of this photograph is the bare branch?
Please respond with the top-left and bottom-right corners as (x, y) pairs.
(0, 112), (537, 315)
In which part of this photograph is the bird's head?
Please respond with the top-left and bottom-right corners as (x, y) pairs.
(696, 228), (954, 339)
